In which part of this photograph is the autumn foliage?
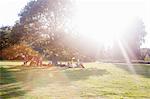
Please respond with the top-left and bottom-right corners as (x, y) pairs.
(1, 44), (39, 60)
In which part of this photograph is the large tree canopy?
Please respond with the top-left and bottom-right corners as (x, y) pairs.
(11, 0), (80, 60)
(18, 0), (74, 41)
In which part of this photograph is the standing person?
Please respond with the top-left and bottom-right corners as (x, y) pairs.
(20, 53), (29, 65)
(52, 53), (58, 66)
(76, 59), (80, 67)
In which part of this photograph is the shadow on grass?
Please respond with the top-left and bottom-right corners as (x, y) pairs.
(64, 68), (109, 81)
(0, 67), (26, 99)
(114, 64), (150, 78)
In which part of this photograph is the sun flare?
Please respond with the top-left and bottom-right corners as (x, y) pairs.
(72, 0), (141, 47)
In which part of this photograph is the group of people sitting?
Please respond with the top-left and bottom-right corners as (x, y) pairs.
(56, 60), (85, 68)
(18, 53), (85, 68)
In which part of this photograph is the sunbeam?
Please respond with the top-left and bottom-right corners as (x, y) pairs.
(118, 40), (136, 74)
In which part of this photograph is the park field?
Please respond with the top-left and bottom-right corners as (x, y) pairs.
(0, 61), (150, 99)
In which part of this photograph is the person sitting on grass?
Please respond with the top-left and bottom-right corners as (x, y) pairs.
(76, 59), (85, 68)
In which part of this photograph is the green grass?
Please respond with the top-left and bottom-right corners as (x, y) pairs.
(0, 67), (26, 99)
(0, 61), (150, 99)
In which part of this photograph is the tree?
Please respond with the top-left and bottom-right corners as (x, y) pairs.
(11, 0), (77, 60)
(0, 26), (12, 50)
(141, 48), (150, 60)
(112, 18), (147, 60)
(124, 18), (146, 59)
(18, 0), (74, 41)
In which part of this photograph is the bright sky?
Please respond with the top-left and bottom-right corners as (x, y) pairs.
(74, 0), (150, 48)
(0, 0), (150, 48)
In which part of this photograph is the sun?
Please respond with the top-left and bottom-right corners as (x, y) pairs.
(72, 0), (137, 48)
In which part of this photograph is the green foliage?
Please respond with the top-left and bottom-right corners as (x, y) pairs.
(0, 26), (12, 50)
(0, 25), (22, 52)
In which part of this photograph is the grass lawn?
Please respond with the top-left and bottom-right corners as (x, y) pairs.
(0, 61), (150, 99)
